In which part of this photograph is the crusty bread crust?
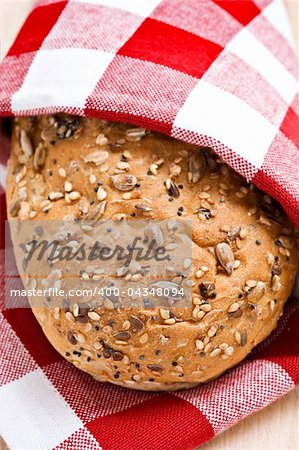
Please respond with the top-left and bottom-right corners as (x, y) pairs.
(6, 115), (298, 391)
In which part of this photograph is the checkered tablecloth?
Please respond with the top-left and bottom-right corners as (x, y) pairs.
(0, 1), (298, 449)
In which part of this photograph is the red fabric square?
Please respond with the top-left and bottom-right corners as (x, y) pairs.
(253, 302), (299, 383)
(118, 18), (223, 78)
(280, 106), (299, 148)
(7, 1), (68, 56)
(3, 308), (63, 366)
(213, 0), (260, 26)
(86, 394), (214, 450)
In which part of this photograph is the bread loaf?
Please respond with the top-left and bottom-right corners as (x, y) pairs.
(6, 115), (298, 391)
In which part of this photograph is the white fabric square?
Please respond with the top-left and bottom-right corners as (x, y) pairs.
(72, 0), (161, 17)
(0, 369), (82, 450)
(263, 0), (295, 48)
(226, 28), (298, 105)
(12, 49), (114, 112)
(174, 80), (277, 168)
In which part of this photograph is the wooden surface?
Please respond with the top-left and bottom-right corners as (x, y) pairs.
(0, 1), (298, 449)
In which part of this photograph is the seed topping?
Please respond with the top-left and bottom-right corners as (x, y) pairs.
(165, 179), (180, 198)
(83, 150), (109, 166)
(188, 152), (206, 183)
(114, 331), (132, 341)
(20, 129), (33, 159)
(111, 174), (137, 191)
(215, 242), (235, 274)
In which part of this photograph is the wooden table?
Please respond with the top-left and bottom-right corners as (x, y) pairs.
(0, 1), (298, 449)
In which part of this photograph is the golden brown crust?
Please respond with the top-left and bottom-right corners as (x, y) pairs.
(6, 115), (298, 391)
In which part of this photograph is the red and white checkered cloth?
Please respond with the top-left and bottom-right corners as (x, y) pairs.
(0, 0), (298, 449)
